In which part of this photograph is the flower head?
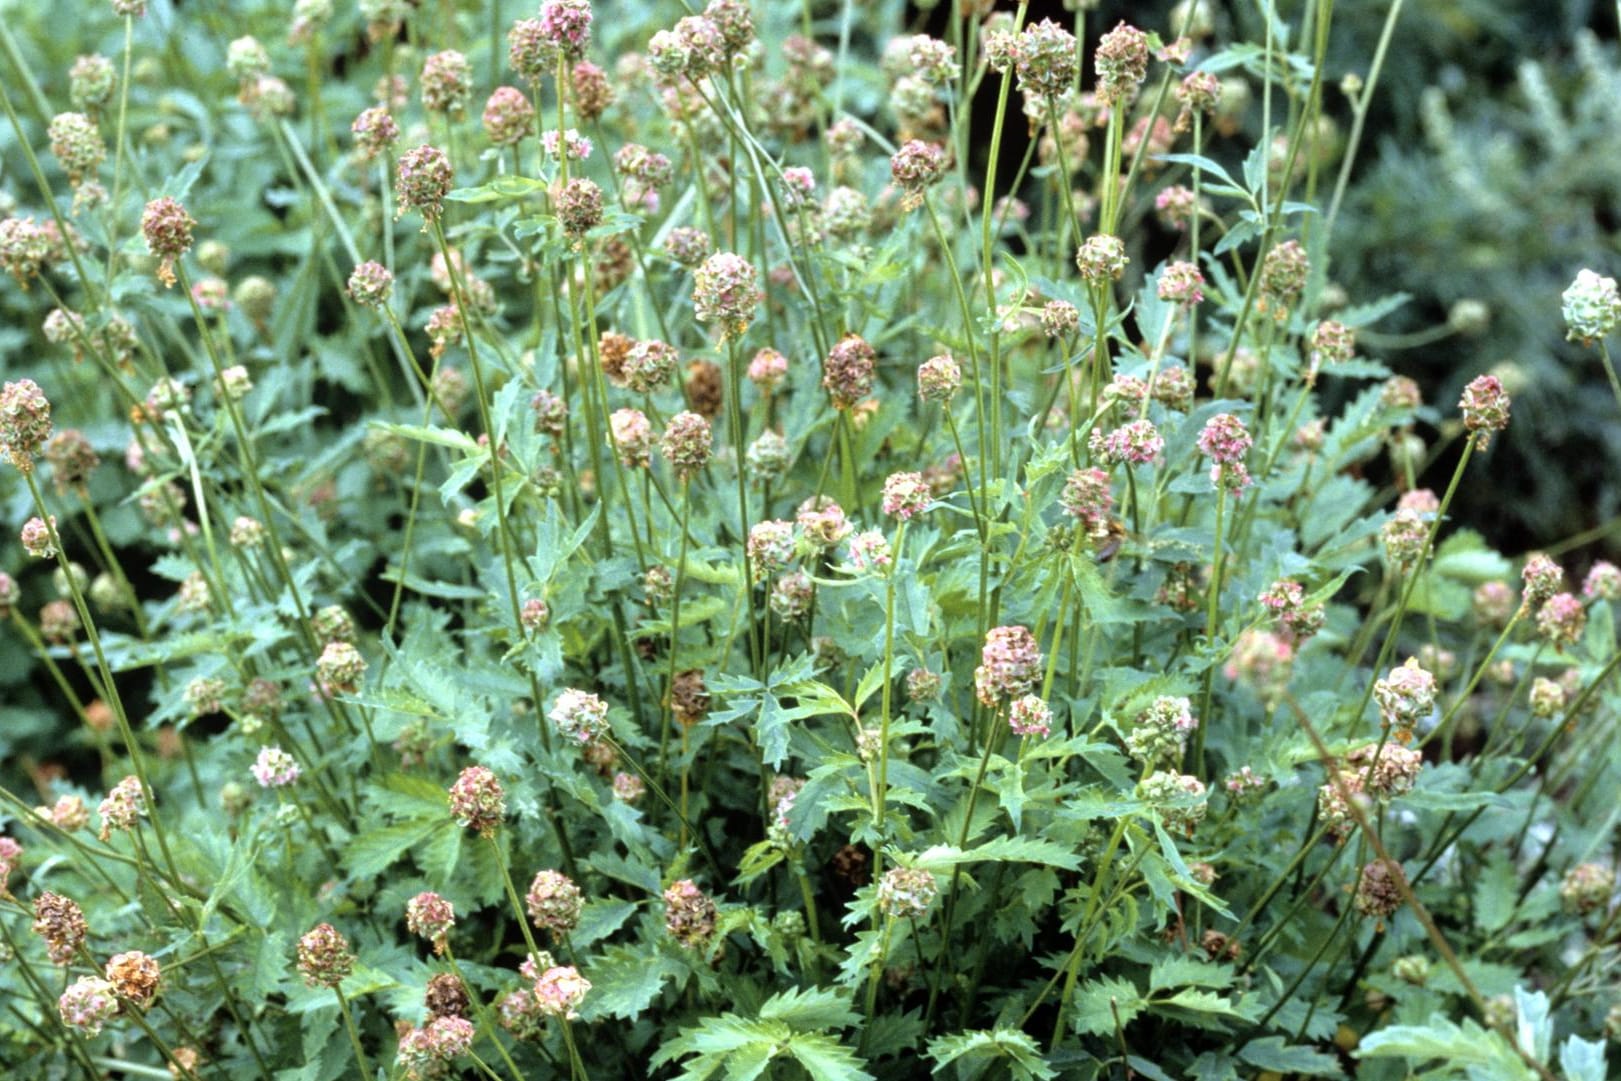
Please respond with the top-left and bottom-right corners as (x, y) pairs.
(33, 891), (87, 964)
(105, 950), (161, 1008)
(660, 412), (712, 481)
(394, 145), (454, 224)
(1373, 657), (1437, 739)
(448, 765), (506, 835)
(250, 745), (301, 788)
(692, 251), (759, 339)
(140, 197), (194, 286)
(974, 625), (1043, 707)
(526, 870), (584, 936)
(664, 879), (718, 948)
(533, 965), (591, 1019)
(58, 977), (118, 1036)
(1095, 22), (1150, 103)
(406, 892), (456, 953)
(296, 923), (354, 987)
(1015, 19), (1078, 99)
(881, 471), (932, 520)
(1562, 269), (1620, 344)
(549, 688), (610, 744)
(1458, 374), (1510, 450)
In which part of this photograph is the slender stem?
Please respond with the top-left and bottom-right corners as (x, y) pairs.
(334, 985), (375, 1081)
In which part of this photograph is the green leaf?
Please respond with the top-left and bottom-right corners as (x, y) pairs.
(577, 946), (683, 1021)
(788, 1032), (877, 1081)
(345, 817), (441, 878)
(757, 986), (859, 1030)
(1238, 1038), (1344, 1077)
(912, 836), (1083, 872)
(1473, 855), (1518, 933)
(1149, 955), (1234, 993)
(572, 899), (639, 949)
(1071, 976), (1146, 1037)
(927, 1029), (1057, 1080)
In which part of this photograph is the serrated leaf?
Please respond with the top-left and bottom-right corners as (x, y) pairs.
(578, 946), (683, 1021)
(1071, 976), (1145, 1037)
(927, 1029), (1057, 1080)
(757, 986), (859, 1030)
(1238, 1037), (1343, 1077)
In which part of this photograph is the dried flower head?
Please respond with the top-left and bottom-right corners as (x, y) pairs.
(33, 890), (88, 964)
(664, 879), (718, 948)
(533, 964), (591, 1019)
(1, 379), (52, 472)
(822, 334), (877, 410)
(881, 470), (932, 520)
(105, 950), (161, 1008)
(1095, 22), (1150, 104)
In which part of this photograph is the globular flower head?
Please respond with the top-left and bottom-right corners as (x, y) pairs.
(1257, 239), (1309, 321)
(448, 765), (506, 835)
(406, 892), (456, 953)
(1041, 300), (1080, 338)
(32, 890), (88, 964)
(660, 411), (712, 481)
(1175, 70), (1222, 130)
(1373, 657), (1437, 739)
(481, 86), (535, 147)
(424, 972), (470, 1019)
(1562, 268), (1620, 344)
(1076, 234), (1128, 288)
(420, 50), (472, 115)
(0, 216), (53, 288)
(890, 140), (948, 210)
(609, 407), (653, 467)
(665, 227), (713, 268)
(397, 1015), (475, 1079)
(540, 128), (592, 161)
(974, 625), (1043, 707)
(97, 775), (145, 841)
(1198, 413), (1252, 489)
(906, 666), (944, 703)
(394, 145), (454, 225)
(1346, 741), (1424, 799)
(748, 347), (788, 393)
(881, 471), (932, 520)
(525, 870), (584, 936)
(1059, 467), (1114, 536)
(1381, 508), (1429, 571)
(250, 745), (301, 788)
(105, 950), (161, 1008)
(1125, 695), (1198, 765)
(1458, 374), (1510, 450)
(663, 879), (718, 948)
(140, 197), (194, 286)
(549, 688), (610, 744)
(349, 105), (400, 163)
(58, 976), (118, 1036)
(1560, 862), (1615, 916)
(1353, 858), (1406, 921)
(554, 177), (604, 243)
(1008, 694), (1053, 738)
(69, 54), (117, 113)
(533, 965), (591, 1019)
(1015, 19), (1078, 99)
(692, 251), (759, 339)
(747, 519), (797, 578)
(571, 60), (613, 120)
(1157, 260), (1205, 307)
(347, 260), (394, 308)
(831, 528), (889, 576)
(48, 113), (105, 186)
(315, 640), (366, 696)
(916, 354), (961, 403)
(1, 378), (52, 471)
(1308, 320), (1356, 379)
(1535, 592), (1586, 651)
(1472, 580), (1516, 627)
(796, 495), (852, 549)
(1138, 770), (1208, 835)
(1095, 21), (1150, 104)
(1089, 418), (1164, 467)
(1521, 553), (1564, 607)
(876, 866), (939, 919)
(822, 334), (876, 410)
(538, 0), (594, 62)
(769, 570), (815, 621)
(745, 429), (790, 486)
(1583, 561), (1621, 601)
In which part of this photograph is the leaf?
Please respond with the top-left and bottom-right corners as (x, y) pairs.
(571, 899), (638, 949)
(345, 817), (441, 878)
(577, 946), (682, 1021)
(1071, 976), (1146, 1037)
(788, 1032), (877, 1081)
(912, 837), (1083, 872)
(1398, 789), (1510, 812)
(927, 1029), (1057, 1080)
(758, 986), (859, 1031)
(1473, 855), (1518, 933)
(1149, 955), (1234, 992)
(1238, 1038), (1344, 1077)
(1155, 153), (1241, 190)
